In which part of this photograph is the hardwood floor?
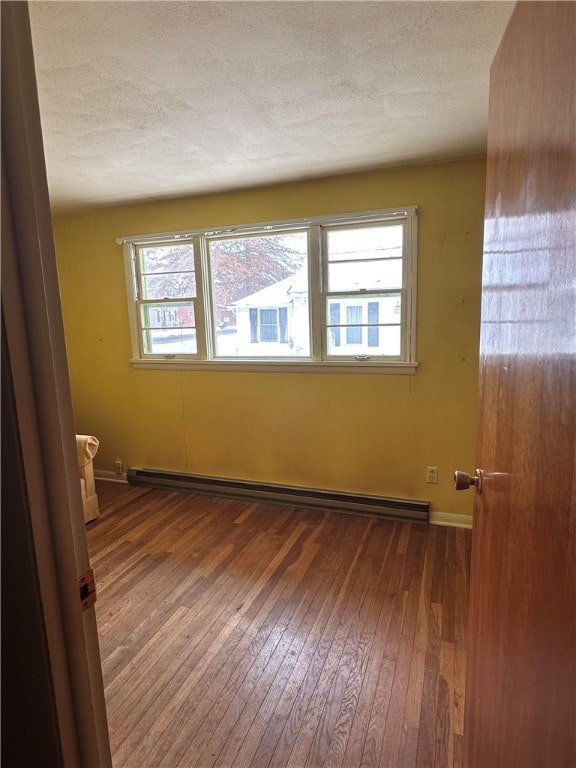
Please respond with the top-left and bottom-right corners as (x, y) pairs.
(89, 481), (472, 768)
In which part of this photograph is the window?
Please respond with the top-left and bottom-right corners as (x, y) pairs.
(345, 306), (362, 345)
(251, 308), (289, 343)
(119, 207), (417, 373)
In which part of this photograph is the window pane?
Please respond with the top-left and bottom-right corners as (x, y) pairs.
(328, 258), (402, 291)
(327, 225), (403, 262)
(329, 303), (341, 347)
(346, 305), (362, 344)
(259, 308), (279, 342)
(327, 224), (403, 292)
(142, 272), (196, 299)
(326, 294), (402, 357)
(140, 302), (195, 330)
(346, 327), (362, 344)
(260, 308), (277, 325)
(327, 294), (401, 325)
(139, 244), (194, 274)
(346, 305), (362, 324)
(367, 301), (379, 347)
(327, 325), (401, 357)
(209, 232), (310, 358)
(142, 328), (197, 355)
(260, 326), (278, 342)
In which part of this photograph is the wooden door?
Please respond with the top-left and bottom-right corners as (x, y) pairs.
(463, 3), (575, 766)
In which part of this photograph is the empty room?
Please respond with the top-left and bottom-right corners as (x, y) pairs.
(2, 2), (574, 768)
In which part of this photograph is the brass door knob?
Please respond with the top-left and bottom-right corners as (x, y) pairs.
(454, 469), (483, 494)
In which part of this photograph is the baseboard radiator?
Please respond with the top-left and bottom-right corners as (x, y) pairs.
(127, 467), (429, 523)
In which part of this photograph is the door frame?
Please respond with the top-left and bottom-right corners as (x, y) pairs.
(1, 3), (111, 765)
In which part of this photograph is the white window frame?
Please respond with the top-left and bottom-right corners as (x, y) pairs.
(118, 207), (418, 374)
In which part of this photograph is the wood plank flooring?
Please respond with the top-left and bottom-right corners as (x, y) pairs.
(89, 481), (472, 768)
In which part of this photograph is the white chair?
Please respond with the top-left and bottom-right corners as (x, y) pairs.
(75, 434), (100, 523)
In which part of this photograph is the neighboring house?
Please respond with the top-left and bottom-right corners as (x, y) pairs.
(227, 268), (310, 357)
(229, 267), (402, 358)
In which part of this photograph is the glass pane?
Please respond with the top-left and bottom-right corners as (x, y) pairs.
(346, 305), (362, 324)
(260, 324), (278, 342)
(260, 308), (277, 325)
(142, 272), (196, 299)
(143, 328), (197, 355)
(259, 308), (279, 342)
(327, 325), (401, 357)
(346, 326), (362, 344)
(327, 225), (403, 262)
(346, 305), (362, 344)
(326, 293), (403, 325)
(139, 244), (194, 274)
(209, 231), (310, 358)
(328, 258), (402, 291)
(326, 295), (402, 357)
(140, 302), (195, 329)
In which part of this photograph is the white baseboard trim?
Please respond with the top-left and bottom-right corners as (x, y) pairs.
(95, 469), (128, 484)
(429, 510), (473, 529)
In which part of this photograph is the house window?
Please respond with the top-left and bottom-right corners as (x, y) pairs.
(120, 206), (417, 373)
(346, 306), (362, 344)
(250, 308), (289, 343)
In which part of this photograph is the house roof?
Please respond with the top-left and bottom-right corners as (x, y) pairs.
(233, 269), (308, 308)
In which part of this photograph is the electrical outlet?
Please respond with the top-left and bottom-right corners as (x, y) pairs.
(114, 459), (123, 475)
(426, 466), (438, 484)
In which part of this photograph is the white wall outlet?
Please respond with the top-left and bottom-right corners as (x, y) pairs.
(114, 459), (123, 475)
(426, 466), (438, 484)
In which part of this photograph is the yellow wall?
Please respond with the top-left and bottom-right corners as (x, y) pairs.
(53, 157), (485, 519)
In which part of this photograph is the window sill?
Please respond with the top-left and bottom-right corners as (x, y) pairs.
(129, 358), (419, 374)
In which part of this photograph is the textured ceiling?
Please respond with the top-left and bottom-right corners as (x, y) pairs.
(29, 1), (514, 213)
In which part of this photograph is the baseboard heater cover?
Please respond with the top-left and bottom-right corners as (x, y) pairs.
(127, 468), (429, 523)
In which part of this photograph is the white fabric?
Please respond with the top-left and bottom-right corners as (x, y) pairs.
(75, 434), (99, 467)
